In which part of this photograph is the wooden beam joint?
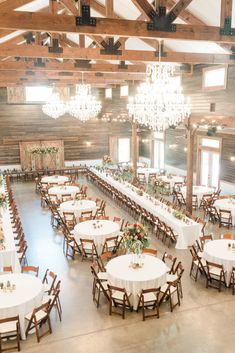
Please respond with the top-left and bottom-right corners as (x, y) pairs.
(220, 17), (235, 36)
(75, 5), (96, 27)
(147, 7), (176, 32)
(100, 38), (122, 55)
(74, 59), (91, 68)
(48, 38), (63, 53)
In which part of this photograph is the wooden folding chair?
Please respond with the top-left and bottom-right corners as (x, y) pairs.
(0, 316), (21, 352)
(136, 288), (160, 321)
(107, 284), (133, 319)
(25, 301), (52, 343)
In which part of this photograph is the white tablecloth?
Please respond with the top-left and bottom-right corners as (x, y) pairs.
(74, 220), (120, 253)
(159, 175), (184, 191)
(203, 239), (235, 285)
(0, 182), (21, 273)
(0, 273), (44, 339)
(48, 185), (80, 200)
(214, 199), (235, 226)
(41, 175), (69, 185)
(181, 185), (215, 204)
(59, 200), (96, 221)
(91, 169), (201, 250)
(137, 168), (159, 182)
(106, 254), (167, 309)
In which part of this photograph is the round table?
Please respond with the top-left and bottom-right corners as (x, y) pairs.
(214, 198), (235, 226)
(203, 239), (235, 285)
(74, 219), (120, 254)
(137, 168), (159, 182)
(59, 200), (97, 221)
(158, 175), (184, 191)
(181, 185), (214, 204)
(41, 175), (69, 185)
(106, 254), (167, 309)
(0, 273), (44, 339)
(48, 185), (80, 200)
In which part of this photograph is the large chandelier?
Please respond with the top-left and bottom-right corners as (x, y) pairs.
(127, 63), (191, 131)
(42, 81), (102, 122)
(68, 84), (102, 122)
(42, 92), (67, 119)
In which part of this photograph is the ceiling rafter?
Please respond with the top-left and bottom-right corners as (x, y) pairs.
(0, 43), (234, 64)
(0, 11), (233, 44)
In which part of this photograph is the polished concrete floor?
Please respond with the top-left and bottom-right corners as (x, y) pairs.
(11, 177), (235, 353)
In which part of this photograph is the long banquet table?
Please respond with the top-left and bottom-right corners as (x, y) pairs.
(91, 168), (201, 250)
(0, 181), (21, 272)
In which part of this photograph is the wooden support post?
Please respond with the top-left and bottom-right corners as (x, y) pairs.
(132, 121), (138, 179)
(186, 123), (195, 214)
(220, 0), (233, 27)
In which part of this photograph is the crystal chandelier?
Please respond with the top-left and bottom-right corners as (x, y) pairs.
(42, 92), (67, 119)
(68, 84), (102, 122)
(127, 63), (191, 131)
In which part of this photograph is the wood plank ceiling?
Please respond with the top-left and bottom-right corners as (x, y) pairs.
(0, 0), (234, 87)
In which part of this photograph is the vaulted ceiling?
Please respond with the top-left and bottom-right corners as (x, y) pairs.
(0, 0), (234, 87)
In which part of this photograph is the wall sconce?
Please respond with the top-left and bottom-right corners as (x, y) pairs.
(184, 147), (187, 152)
(169, 144), (177, 149)
(86, 141), (91, 147)
(142, 139), (150, 143)
(230, 156), (235, 162)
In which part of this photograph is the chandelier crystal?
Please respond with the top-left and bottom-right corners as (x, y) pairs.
(127, 63), (191, 131)
(42, 92), (67, 119)
(68, 84), (102, 122)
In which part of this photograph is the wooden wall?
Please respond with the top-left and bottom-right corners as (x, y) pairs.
(0, 87), (131, 166)
(183, 65), (235, 117)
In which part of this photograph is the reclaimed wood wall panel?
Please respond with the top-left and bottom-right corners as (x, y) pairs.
(0, 86), (131, 165)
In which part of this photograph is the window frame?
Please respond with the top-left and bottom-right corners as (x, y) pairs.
(202, 65), (228, 91)
(25, 86), (53, 103)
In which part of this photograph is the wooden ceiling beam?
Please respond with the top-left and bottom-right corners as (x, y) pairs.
(168, 0), (193, 21)
(220, 0), (233, 27)
(0, 44), (234, 63)
(0, 11), (234, 44)
(166, 0), (204, 25)
(0, 70), (145, 80)
(131, 0), (155, 20)
(105, 0), (114, 18)
(0, 0), (33, 11)
(58, 0), (79, 15)
(0, 61), (146, 72)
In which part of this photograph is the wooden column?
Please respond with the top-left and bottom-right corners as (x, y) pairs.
(186, 125), (195, 214)
(132, 122), (138, 179)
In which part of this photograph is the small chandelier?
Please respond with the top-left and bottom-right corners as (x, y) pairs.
(68, 83), (102, 122)
(127, 47), (191, 131)
(42, 91), (67, 119)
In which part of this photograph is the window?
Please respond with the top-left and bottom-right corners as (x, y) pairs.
(25, 86), (52, 102)
(201, 138), (220, 148)
(105, 87), (112, 99)
(120, 85), (128, 97)
(202, 65), (227, 90)
(118, 138), (130, 163)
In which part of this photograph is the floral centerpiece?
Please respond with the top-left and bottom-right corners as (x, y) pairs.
(102, 155), (112, 166)
(30, 147), (59, 155)
(122, 223), (149, 254)
(173, 210), (184, 220)
(0, 174), (3, 186)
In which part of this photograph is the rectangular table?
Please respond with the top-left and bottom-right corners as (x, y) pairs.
(0, 182), (21, 272)
(91, 169), (201, 250)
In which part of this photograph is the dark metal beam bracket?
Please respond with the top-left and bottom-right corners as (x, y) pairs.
(75, 5), (96, 27)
